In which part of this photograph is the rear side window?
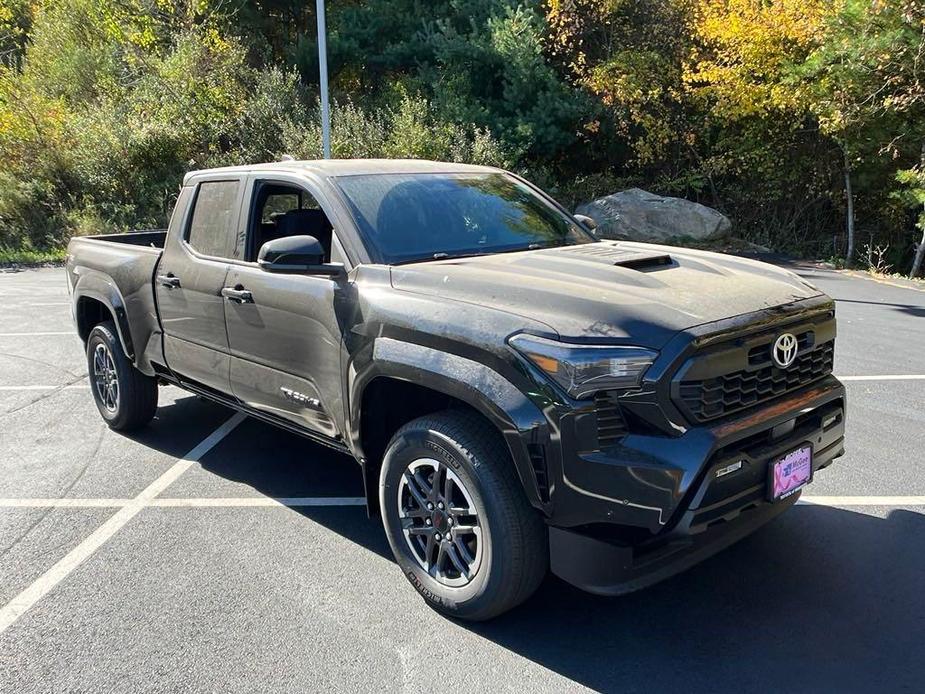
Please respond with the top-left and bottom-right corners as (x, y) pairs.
(187, 180), (240, 257)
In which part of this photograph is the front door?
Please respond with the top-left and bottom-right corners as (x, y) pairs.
(156, 177), (243, 395)
(222, 177), (347, 438)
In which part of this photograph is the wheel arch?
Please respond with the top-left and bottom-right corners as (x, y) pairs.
(350, 338), (551, 517)
(74, 282), (135, 362)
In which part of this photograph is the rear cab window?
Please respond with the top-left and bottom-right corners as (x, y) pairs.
(186, 180), (241, 258)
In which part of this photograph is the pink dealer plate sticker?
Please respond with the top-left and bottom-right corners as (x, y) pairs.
(771, 446), (812, 500)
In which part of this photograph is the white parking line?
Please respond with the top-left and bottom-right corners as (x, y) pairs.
(152, 497), (366, 507)
(0, 302), (70, 308)
(0, 412), (246, 635)
(0, 499), (130, 508)
(0, 384), (89, 391)
(0, 331), (73, 337)
(0, 497), (366, 508)
(800, 496), (925, 506)
(838, 375), (925, 381)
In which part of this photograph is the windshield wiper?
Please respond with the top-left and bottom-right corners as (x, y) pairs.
(430, 243), (558, 260)
(430, 251), (484, 261)
(396, 242), (568, 266)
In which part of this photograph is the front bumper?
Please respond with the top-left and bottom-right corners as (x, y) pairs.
(550, 490), (799, 596)
(547, 375), (845, 594)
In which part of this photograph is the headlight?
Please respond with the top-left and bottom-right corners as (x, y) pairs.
(508, 334), (657, 399)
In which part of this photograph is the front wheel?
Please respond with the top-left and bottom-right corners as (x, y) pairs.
(379, 411), (547, 621)
(86, 321), (158, 431)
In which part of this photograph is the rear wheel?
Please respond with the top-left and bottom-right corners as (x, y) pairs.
(379, 410), (547, 621)
(86, 321), (158, 431)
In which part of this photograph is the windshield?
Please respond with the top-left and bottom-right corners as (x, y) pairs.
(333, 172), (595, 264)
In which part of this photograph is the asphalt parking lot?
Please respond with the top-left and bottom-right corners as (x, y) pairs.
(1, 264), (923, 693)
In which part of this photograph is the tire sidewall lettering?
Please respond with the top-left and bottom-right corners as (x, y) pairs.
(381, 429), (491, 610)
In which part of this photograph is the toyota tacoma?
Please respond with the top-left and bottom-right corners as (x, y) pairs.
(66, 159), (846, 620)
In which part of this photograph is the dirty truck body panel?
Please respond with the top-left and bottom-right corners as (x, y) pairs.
(66, 159), (846, 597)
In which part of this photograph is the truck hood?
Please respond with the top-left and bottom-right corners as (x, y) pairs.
(389, 241), (824, 348)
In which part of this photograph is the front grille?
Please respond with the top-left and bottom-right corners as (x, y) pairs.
(594, 392), (629, 447)
(678, 342), (834, 422)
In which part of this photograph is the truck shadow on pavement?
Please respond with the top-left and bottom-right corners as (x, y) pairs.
(834, 298), (925, 318)
(134, 395), (924, 693)
(138, 395), (395, 561)
(126, 390), (239, 459)
(473, 505), (925, 693)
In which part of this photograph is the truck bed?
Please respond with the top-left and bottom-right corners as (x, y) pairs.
(66, 230), (167, 374)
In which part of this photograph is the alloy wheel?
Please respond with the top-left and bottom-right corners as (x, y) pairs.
(397, 458), (483, 587)
(92, 343), (119, 413)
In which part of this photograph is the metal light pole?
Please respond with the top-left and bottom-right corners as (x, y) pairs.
(316, 0), (331, 159)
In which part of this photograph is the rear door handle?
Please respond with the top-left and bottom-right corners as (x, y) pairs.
(221, 286), (253, 304)
(157, 273), (181, 289)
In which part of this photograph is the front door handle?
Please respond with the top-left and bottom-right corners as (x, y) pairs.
(157, 273), (181, 289)
(221, 286), (254, 304)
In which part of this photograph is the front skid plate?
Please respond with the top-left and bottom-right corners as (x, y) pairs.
(549, 492), (798, 596)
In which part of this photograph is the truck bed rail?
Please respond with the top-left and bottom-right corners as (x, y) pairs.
(78, 229), (167, 249)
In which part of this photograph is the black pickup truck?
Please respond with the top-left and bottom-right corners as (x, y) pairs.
(66, 159), (846, 620)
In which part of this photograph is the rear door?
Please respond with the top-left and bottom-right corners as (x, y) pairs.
(222, 174), (349, 438)
(156, 176), (245, 395)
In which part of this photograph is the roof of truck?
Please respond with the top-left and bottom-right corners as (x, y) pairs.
(182, 159), (501, 184)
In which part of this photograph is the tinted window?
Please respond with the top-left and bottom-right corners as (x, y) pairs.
(166, 186), (193, 238)
(187, 180), (240, 257)
(244, 182), (333, 262)
(334, 173), (593, 264)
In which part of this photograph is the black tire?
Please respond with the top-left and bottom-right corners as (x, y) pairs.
(86, 321), (158, 431)
(379, 410), (547, 621)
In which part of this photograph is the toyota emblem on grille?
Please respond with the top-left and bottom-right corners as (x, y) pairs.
(772, 333), (799, 369)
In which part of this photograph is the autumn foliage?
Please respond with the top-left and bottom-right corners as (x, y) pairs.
(1, 1), (924, 275)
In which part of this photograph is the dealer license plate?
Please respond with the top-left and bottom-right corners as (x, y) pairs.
(769, 445), (813, 501)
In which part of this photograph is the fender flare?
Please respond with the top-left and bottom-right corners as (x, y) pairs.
(349, 337), (551, 511)
(72, 269), (136, 361)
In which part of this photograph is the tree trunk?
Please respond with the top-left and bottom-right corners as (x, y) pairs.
(912, 217), (925, 278)
(843, 150), (856, 267)
(910, 144), (925, 278)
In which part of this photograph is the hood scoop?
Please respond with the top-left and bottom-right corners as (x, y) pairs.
(559, 243), (673, 270)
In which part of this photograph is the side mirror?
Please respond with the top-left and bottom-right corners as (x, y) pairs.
(573, 213), (599, 236)
(258, 235), (344, 276)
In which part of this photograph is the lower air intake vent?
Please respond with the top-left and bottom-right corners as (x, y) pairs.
(527, 444), (550, 502)
(594, 392), (629, 447)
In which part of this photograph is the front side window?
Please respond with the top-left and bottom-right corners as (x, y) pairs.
(186, 180), (240, 258)
(245, 181), (334, 262)
(333, 172), (594, 265)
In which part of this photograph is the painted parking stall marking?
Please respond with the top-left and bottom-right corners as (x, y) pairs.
(0, 412), (247, 635)
(0, 331), (74, 337)
(0, 497), (367, 508)
(0, 384), (89, 391)
(838, 375), (925, 381)
(799, 496), (925, 506)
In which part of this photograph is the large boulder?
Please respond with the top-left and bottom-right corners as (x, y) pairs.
(576, 188), (731, 243)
